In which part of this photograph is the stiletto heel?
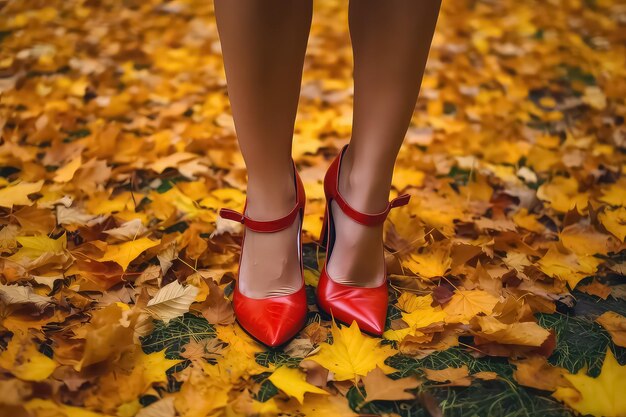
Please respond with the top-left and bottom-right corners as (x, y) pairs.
(318, 202), (329, 248)
(316, 144), (410, 336)
(218, 160), (307, 347)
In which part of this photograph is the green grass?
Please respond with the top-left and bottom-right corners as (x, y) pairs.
(140, 313), (215, 359)
(135, 281), (626, 416)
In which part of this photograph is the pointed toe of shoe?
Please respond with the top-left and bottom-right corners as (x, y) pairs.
(316, 268), (388, 336)
(233, 286), (308, 347)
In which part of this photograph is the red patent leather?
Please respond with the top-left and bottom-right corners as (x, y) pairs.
(219, 160), (307, 347)
(317, 144), (410, 336)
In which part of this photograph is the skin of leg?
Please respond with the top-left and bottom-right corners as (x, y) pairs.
(327, 0), (442, 286)
(214, 0), (312, 297)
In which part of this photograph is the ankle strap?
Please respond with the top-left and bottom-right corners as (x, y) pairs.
(326, 144), (411, 226)
(219, 204), (302, 233)
(333, 191), (411, 227)
(218, 161), (305, 233)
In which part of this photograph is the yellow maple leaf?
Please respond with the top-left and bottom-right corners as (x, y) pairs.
(537, 245), (601, 288)
(0, 330), (57, 381)
(215, 324), (264, 358)
(598, 207), (626, 242)
(512, 208), (545, 233)
(407, 189), (464, 236)
(382, 327), (414, 342)
(86, 192), (134, 215)
(53, 155), (82, 183)
(559, 223), (613, 256)
(308, 320), (396, 381)
(392, 167), (425, 191)
(174, 364), (230, 417)
(9, 233), (67, 261)
(536, 176), (589, 213)
(403, 243), (452, 279)
(474, 316), (550, 346)
(93, 348), (182, 408)
(99, 237), (161, 271)
(599, 180), (626, 207)
(268, 366), (328, 404)
(122, 349), (182, 390)
(396, 292), (434, 313)
(398, 294), (446, 334)
(460, 173), (493, 202)
(203, 344), (268, 385)
(553, 348), (626, 417)
(443, 290), (499, 324)
(0, 180), (44, 208)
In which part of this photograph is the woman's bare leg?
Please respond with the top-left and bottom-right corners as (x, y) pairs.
(327, 0), (441, 286)
(214, 0), (312, 297)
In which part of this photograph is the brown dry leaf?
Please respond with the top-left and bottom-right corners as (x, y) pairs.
(473, 316), (551, 347)
(72, 302), (139, 371)
(86, 347), (182, 412)
(192, 279), (235, 325)
(180, 338), (227, 363)
(577, 279), (612, 300)
(473, 371), (498, 380)
(423, 365), (472, 386)
(362, 366), (421, 402)
(513, 356), (573, 391)
(299, 360), (330, 388)
(145, 281), (200, 324)
(595, 311), (626, 347)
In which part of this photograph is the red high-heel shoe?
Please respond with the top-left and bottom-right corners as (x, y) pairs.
(218, 161), (307, 347)
(317, 144), (410, 336)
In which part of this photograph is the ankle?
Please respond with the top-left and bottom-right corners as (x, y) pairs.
(337, 148), (393, 214)
(245, 170), (297, 220)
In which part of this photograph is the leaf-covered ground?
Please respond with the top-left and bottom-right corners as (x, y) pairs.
(1, 0), (625, 416)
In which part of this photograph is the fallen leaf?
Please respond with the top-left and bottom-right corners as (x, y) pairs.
(0, 180), (44, 208)
(0, 330), (57, 381)
(192, 279), (234, 325)
(136, 396), (176, 417)
(268, 366), (329, 404)
(423, 365), (471, 386)
(513, 355), (573, 392)
(596, 312), (626, 348)
(474, 316), (551, 347)
(0, 283), (53, 310)
(99, 237), (161, 271)
(578, 279), (612, 299)
(598, 207), (626, 242)
(552, 348), (626, 417)
(362, 366), (420, 402)
(145, 280), (200, 324)
(308, 320), (396, 381)
(443, 290), (499, 323)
